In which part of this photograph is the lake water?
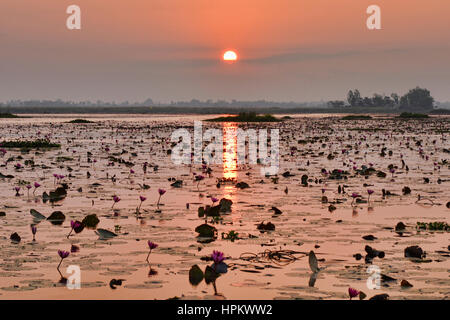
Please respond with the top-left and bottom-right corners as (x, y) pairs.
(0, 114), (448, 300)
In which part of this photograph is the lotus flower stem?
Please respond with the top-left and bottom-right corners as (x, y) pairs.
(57, 258), (63, 270)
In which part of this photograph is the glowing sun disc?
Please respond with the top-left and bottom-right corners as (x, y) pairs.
(223, 50), (238, 61)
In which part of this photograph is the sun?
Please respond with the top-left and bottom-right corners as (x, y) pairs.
(223, 50), (238, 62)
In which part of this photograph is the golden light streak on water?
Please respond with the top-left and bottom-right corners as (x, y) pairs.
(223, 123), (238, 180)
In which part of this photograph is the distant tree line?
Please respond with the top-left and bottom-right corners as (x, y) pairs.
(328, 87), (435, 111)
(0, 98), (328, 109)
(0, 98), (155, 108)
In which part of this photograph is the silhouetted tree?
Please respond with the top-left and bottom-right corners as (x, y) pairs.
(391, 93), (399, 105)
(347, 89), (363, 107)
(400, 87), (434, 111)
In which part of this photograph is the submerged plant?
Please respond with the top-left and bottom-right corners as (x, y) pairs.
(221, 230), (239, 242)
(416, 221), (449, 231)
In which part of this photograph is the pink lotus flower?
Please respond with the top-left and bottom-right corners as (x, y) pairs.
(156, 189), (166, 209)
(26, 184), (32, 197)
(148, 241), (158, 250)
(58, 250), (70, 259)
(367, 189), (374, 202)
(211, 250), (225, 265)
(348, 287), (360, 299)
(195, 175), (205, 189)
(67, 220), (82, 238)
(112, 195), (120, 208)
(146, 241), (158, 262)
(138, 196), (147, 211)
(57, 250), (70, 270)
(31, 225), (37, 241)
(351, 192), (360, 205)
(33, 182), (41, 194)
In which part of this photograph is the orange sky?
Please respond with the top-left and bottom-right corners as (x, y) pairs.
(1, 0), (449, 102)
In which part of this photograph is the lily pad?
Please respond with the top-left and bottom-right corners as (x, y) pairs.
(82, 214), (100, 229)
(195, 224), (217, 238)
(188, 265), (204, 286)
(46, 211), (66, 225)
(30, 209), (46, 220)
(95, 228), (118, 240)
(204, 266), (219, 284)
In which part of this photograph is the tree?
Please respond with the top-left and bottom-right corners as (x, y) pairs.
(400, 87), (434, 111)
(347, 89), (362, 107)
(362, 97), (373, 107)
(391, 93), (399, 105)
(347, 90), (354, 106)
(372, 94), (384, 107)
(353, 90), (362, 106)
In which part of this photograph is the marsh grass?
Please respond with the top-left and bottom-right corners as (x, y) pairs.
(206, 112), (281, 122)
(68, 119), (95, 123)
(340, 115), (372, 120)
(0, 113), (22, 118)
(0, 139), (61, 149)
(398, 112), (430, 119)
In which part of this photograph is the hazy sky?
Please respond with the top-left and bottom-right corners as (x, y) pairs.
(1, 0), (449, 102)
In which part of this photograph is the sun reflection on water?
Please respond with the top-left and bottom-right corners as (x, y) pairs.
(222, 123), (238, 202)
(223, 123), (237, 180)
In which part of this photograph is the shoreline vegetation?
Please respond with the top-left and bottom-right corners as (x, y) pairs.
(0, 113), (22, 118)
(341, 115), (373, 120)
(1, 87), (449, 116)
(0, 139), (61, 149)
(68, 119), (95, 123)
(0, 106), (448, 115)
(206, 112), (281, 122)
(397, 112), (430, 119)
